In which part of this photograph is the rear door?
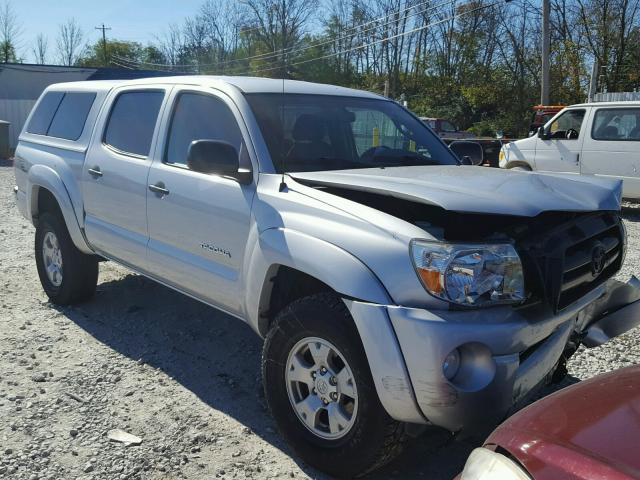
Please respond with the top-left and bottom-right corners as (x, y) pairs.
(534, 108), (587, 173)
(82, 86), (169, 269)
(145, 87), (256, 315)
(580, 106), (640, 198)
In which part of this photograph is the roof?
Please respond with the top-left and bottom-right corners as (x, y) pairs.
(45, 75), (384, 99)
(0, 63), (175, 100)
(567, 101), (640, 108)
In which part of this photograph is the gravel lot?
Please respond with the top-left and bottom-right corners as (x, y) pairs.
(1, 161), (639, 480)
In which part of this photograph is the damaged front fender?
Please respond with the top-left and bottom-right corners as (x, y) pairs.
(580, 276), (640, 347)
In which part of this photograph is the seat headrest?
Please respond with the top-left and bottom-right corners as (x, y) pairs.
(599, 125), (619, 139)
(292, 114), (326, 142)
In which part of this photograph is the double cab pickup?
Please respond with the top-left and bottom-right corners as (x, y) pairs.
(14, 76), (640, 477)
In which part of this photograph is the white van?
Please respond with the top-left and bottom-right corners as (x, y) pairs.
(499, 102), (640, 198)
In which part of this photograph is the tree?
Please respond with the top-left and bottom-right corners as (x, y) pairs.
(155, 23), (185, 69)
(79, 39), (140, 67)
(32, 34), (48, 64)
(243, 0), (318, 76)
(0, 0), (21, 63)
(56, 18), (83, 66)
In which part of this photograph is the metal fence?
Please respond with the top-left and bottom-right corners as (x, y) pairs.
(0, 99), (36, 152)
(594, 92), (640, 102)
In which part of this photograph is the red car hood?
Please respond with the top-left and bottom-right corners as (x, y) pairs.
(487, 365), (640, 479)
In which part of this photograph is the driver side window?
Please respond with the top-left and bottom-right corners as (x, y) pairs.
(549, 109), (585, 140)
(165, 92), (243, 167)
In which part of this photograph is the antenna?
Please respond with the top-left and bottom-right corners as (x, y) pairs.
(279, 44), (287, 192)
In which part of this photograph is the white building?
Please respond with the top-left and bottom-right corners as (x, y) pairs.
(0, 63), (172, 152)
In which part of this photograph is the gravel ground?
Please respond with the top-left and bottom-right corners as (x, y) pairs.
(1, 161), (639, 480)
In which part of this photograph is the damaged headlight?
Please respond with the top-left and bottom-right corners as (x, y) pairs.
(411, 240), (525, 307)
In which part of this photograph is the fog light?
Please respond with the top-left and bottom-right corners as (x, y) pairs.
(443, 348), (461, 380)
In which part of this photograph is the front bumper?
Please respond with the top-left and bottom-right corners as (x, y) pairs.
(346, 277), (640, 433)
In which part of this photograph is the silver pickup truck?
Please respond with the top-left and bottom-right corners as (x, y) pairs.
(13, 76), (640, 477)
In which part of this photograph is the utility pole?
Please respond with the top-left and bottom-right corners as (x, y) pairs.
(588, 60), (598, 102)
(95, 24), (112, 66)
(541, 0), (550, 104)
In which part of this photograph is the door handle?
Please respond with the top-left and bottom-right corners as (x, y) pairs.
(148, 182), (170, 196)
(88, 166), (103, 177)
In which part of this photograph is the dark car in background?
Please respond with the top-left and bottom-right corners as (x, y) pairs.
(420, 117), (476, 139)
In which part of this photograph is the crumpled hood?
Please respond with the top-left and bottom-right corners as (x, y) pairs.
(290, 165), (622, 217)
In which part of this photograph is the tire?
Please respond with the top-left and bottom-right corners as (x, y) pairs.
(262, 293), (407, 478)
(509, 165), (531, 171)
(35, 212), (98, 305)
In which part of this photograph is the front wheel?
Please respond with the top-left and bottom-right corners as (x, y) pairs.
(262, 293), (406, 478)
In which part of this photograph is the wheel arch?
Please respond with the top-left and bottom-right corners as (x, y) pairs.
(505, 160), (533, 171)
(27, 165), (93, 254)
(244, 228), (392, 337)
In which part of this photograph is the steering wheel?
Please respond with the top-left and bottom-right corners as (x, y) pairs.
(565, 128), (579, 140)
(360, 145), (391, 162)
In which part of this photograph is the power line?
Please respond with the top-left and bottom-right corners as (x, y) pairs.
(112, 0), (456, 70)
(212, 0), (455, 67)
(239, 0), (502, 76)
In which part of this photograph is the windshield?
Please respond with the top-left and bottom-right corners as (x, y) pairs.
(245, 93), (458, 173)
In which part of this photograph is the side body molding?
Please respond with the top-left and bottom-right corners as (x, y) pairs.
(243, 227), (392, 335)
(27, 164), (93, 254)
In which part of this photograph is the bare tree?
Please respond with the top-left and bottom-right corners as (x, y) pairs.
(576, 0), (640, 91)
(32, 33), (48, 64)
(56, 18), (83, 66)
(243, 0), (318, 76)
(155, 23), (185, 68)
(0, 0), (22, 62)
(199, 0), (248, 71)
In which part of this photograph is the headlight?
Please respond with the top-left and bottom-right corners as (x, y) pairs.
(460, 448), (532, 480)
(411, 240), (524, 306)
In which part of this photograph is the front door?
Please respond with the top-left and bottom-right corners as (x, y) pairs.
(145, 88), (256, 316)
(534, 108), (587, 173)
(83, 87), (168, 268)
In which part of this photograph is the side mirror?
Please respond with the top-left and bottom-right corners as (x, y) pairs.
(449, 140), (483, 166)
(187, 140), (252, 184)
(537, 126), (549, 140)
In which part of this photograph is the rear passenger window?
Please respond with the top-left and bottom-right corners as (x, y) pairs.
(47, 92), (96, 140)
(592, 108), (640, 141)
(104, 91), (164, 157)
(165, 93), (243, 166)
(27, 92), (64, 135)
(27, 91), (96, 140)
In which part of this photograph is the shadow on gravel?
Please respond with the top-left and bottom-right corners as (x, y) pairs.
(622, 202), (640, 221)
(55, 271), (573, 479)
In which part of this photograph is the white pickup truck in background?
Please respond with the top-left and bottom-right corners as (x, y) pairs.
(499, 102), (640, 198)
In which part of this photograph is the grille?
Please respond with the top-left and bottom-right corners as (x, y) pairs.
(518, 212), (624, 312)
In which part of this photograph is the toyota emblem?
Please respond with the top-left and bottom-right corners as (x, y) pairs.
(590, 243), (606, 277)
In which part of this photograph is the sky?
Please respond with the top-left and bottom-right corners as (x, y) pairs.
(12, 0), (205, 64)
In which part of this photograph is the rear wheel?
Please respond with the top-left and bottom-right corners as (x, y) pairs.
(35, 212), (98, 305)
(262, 293), (407, 478)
